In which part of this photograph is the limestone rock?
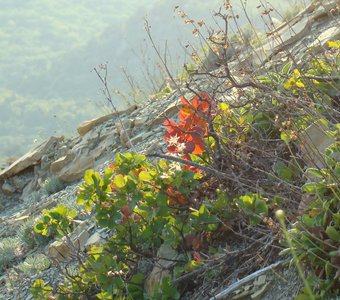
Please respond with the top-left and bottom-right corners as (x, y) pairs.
(11, 175), (31, 191)
(0, 136), (64, 179)
(308, 26), (340, 51)
(313, 0), (340, 21)
(48, 222), (90, 263)
(77, 113), (114, 137)
(299, 121), (335, 170)
(51, 129), (118, 182)
(116, 119), (134, 147)
(129, 131), (153, 147)
(1, 182), (16, 195)
(145, 244), (179, 296)
(77, 105), (138, 136)
(50, 153), (75, 175)
(134, 116), (149, 128)
(84, 230), (106, 251)
(51, 154), (95, 182)
(150, 99), (182, 127)
(251, 16), (311, 66)
(20, 179), (39, 201)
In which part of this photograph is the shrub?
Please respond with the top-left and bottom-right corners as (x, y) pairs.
(41, 175), (65, 196)
(279, 142), (340, 299)
(0, 237), (20, 271)
(17, 254), (50, 275)
(34, 205), (77, 238)
(17, 218), (49, 249)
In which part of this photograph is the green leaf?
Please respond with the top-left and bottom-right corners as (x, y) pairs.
(274, 161), (293, 181)
(282, 61), (292, 75)
(256, 75), (272, 85)
(280, 131), (290, 143)
(249, 215), (261, 225)
(69, 209), (77, 219)
(84, 169), (94, 184)
(325, 261), (333, 278)
(161, 277), (180, 300)
(103, 168), (114, 183)
(219, 102), (229, 111)
(34, 222), (44, 232)
(96, 291), (113, 300)
(306, 168), (323, 179)
(139, 171), (152, 182)
(333, 214), (340, 226)
(302, 182), (326, 194)
(254, 198), (268, 215)
(295, 294), (312, 300)
(238, 194), (254, 209)
(42, 215), (51, 223)
(301, 215), (316, 227)
(113, 174), (126, 189)
(325, 226), (340, 241)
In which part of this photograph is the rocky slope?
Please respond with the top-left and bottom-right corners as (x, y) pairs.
(0, 1), (339, 299)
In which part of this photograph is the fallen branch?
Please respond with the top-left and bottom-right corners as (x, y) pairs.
(209, 258), (289, 300)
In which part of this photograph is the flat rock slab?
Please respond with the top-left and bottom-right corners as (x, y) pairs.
(308, 26), (340, 51)
(0, 136), (64, 179)
(252, 16), (311, 65)
(299, 121), (335, 170)
(77, 105), (138, 137)
(52, 155), (95, 182)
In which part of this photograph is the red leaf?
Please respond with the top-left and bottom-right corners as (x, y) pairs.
(166, 186), (186, 205)
(193, 251), (203, 262)
(121, 205), (132, 217)
(163, 119), (178, 130)
(179, 106), (193, 122)
(180, 96), (189, 106)
(192, 141), (205, 155)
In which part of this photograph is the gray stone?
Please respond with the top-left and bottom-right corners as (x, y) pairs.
(84, 231), (106, 251)
(1, 182), (16, 195)
(150, 98), (182, 127)
(145, 244), (179, 296)
(251, 16), (311, 66)
(0, 136), (64, 179)
(299, 121), (335, 171)
(134, 116), (149, 127)
(308, 26), (340, 51)
(50, 153), (75, 174)
(48, 222), (90, 263)
(77, 105), (138, 137)
(52, 155), (95, 183)
(8, 175), (29, 191)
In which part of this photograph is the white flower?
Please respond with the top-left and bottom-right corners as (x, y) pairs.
(167, 134), (180, 146)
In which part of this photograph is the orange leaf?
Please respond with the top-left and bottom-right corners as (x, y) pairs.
(166, 186), (186, 205)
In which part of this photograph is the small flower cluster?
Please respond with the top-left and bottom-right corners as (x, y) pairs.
(164, 92), (214, 156)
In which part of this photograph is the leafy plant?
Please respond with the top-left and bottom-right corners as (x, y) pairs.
(30, 279), (53, 300)
(41, 175), (66, 196)
(18, 218), (50, 249)
(34, 205), (77, 238)
(237, 193), (269, 225)
(279, 142), (340, 298)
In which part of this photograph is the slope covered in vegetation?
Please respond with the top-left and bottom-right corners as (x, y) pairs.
(0, 0), (338, 299)
(0, 0), (308, 165)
